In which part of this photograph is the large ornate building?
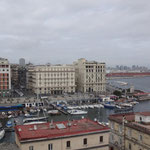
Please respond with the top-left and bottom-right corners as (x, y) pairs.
(74, 58), (106, 94)
(26, 64), (76, 95)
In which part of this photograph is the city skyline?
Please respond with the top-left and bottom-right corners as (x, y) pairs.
(0, 0), (150, 67)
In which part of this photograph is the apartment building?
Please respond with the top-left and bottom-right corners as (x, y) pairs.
(26, 64), (76, 95)
(109, 112), (150, 150)
(0, 58), (11, 97)
(11, 64), (19, 88)
(15, 118), (110, 150)
(74, 58), (106, 94)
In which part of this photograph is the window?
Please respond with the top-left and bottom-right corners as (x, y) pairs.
(119, 125), (122, 133)
(128, 128), (132, 137)
(66, 141), (70, 148)
(111, 122), (114, 129)
(139, 134), (143, 142)
(129, 143), (132, 150)
(119, 138), (122, 145)
(110, 134), (114, 143)
(29, 146), (34, 150)
(100, 136), (103, 142)
(48, 144), (53, 150)
(83, 138), (87, 145)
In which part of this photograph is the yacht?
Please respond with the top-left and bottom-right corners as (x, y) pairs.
(0, 122), (5, 140)
(68, 109), (88, 115)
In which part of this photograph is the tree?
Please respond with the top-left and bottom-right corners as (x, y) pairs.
(113, 90), (122, 97)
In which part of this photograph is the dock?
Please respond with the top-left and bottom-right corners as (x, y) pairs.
(50, 104), (69, 115)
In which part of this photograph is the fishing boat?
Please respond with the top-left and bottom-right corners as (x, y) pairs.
(0, 122), (5, 140)
(68, 109), (88, 115)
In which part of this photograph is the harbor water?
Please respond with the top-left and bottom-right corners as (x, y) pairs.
(108, 76), (150, 92)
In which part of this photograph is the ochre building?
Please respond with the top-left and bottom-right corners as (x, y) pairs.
(109, 112), (150, 150)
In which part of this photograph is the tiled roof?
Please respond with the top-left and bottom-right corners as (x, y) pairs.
(136, 112), (150, 116)
(15, 119), (109, 142)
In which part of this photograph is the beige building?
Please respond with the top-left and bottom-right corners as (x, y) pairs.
(0, 58), (11, 97)
(109, 112), (150, 150)
(26, 64), (76, 95)
(74, 58), (106, 94)
(15, 118), (110, 150)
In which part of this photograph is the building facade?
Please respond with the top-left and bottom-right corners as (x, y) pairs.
(26, 64), (76, 95)
(74, 58), (106, 94)
(11, 64), (19, 88)
(15, 118), (110, 150)
(0, 58), (11, 97)
(109, 112), (150, 150)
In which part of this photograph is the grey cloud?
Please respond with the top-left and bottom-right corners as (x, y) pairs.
(0, 0), (150, 67)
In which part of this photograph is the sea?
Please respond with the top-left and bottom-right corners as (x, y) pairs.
(1, 76), (150, 143)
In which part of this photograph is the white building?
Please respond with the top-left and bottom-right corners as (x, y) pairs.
(0, 58), (11, 97)
(26, 64), (76, 95)
(74, 58), (106, 94)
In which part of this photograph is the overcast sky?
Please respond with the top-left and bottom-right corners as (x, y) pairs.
(0, 0), (150, 67)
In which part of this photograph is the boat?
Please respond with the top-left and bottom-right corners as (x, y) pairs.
(0, 104), (24, 112)
(23, 116), (48, 125)
(114, 106), (133, 113)
(130, 101), (139, 105)
(0, 122), (5, 140)
(68, 109), (88, 115)
(47, 110), (60, 115)
(103, 103), (116, 109)
(24, 121), (47, 125)
(88, 105), (94, 109)
(6, 120), (13, 128)
(120, 103), (133, 107)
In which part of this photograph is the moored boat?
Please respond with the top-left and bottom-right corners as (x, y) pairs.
(0, 122), (5, 140)
(6, 120), (13, 128)
(103, 103), (116, 109)
(68, 109), (88, 115)
(23, 116), (48, 125)
(47, 110), (60, 115)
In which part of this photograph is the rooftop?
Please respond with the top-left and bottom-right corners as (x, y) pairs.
(136, 112), (150, 116)
(109, 112), (150, 134)
(15, 119), (109, 143)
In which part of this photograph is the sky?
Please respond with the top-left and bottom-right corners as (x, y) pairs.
(0, 0), (150, 67)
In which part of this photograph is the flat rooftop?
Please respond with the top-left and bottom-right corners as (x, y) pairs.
(15, 119), (109, 142)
